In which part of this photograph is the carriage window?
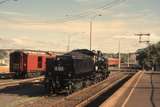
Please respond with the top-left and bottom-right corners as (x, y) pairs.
(38, 56), (42, 68)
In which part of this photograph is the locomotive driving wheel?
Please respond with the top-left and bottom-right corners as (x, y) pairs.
(45, 80), (55, 94)
(66, 81), (74, 95)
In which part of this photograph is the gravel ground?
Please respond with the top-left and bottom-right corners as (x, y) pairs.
(0, 71), (122, 107)
(19, 71), (124, 107)
(0, 79), (14, 83)
(0, 83), (46, 107)
(19, 96), (64, 107)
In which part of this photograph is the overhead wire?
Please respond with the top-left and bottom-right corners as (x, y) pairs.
(0, 0), (18, 4)
(52, 0), (127, 23)
(0, 0), (10, 4)
(0, 0), (127, 24)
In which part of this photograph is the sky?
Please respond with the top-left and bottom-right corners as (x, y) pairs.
(0, 0), (160, 53)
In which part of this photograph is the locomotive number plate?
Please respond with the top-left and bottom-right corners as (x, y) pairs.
(54, 66), (64, 71)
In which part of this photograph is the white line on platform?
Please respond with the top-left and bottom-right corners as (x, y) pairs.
(121, 71), (143, 107)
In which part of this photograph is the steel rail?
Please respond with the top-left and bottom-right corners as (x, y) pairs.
(48, 72), (126, 107)
(0, 76), (44, 88)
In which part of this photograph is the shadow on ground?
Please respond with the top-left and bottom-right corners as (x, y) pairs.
(0, 83), (46, 97)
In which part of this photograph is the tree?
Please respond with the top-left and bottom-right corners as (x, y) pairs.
(136, 41), (160, 70)
(0, 50), (7, 59)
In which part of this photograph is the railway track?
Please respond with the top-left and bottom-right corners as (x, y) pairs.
(19, 71), (133, 107)
(53, 73), (132, 107)
(0, 76), (44, 88)
(0, 79), (14, 84)
(0, 80), (45, 107)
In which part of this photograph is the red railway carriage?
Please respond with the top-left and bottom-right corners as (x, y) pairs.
(107, 58), (119, 67)
(10, 51), (55, 78)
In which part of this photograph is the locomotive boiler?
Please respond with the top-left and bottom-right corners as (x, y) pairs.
(45, 49), (110, 94)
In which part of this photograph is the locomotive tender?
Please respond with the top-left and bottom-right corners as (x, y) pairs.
(45, 49), (110, 94)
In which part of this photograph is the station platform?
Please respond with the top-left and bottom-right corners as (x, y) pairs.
(122, 72), (160, 107)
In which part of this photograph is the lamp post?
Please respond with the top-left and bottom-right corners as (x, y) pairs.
(66, 32), (86, 52)
(67, 35), (71, 52)
(89, 14), (102, 50)
(89, 20), (92, 51)
(118, 40), (121, 69)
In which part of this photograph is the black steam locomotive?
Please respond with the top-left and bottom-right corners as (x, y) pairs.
(45, 49), (110, 94)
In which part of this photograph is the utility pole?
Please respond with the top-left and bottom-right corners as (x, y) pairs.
(89, 14), (102, 50)
(128, 53), (130, 67)
(118, 40), (121, 69)
(66, 32), (85, 52)
(67, 35), (71, 52)
(89, 21), (92, 51)
(135, 33), (150, 44)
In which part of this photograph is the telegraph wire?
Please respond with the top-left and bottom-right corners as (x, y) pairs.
(51, 0), (127, 23)
(0, 0), (10, 4)
(16, 0), (127, 24)
(0, 0), (127, 24)
(0, 0), (18, 4)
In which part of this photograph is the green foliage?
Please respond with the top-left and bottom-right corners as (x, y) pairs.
(136, 42), (160, 70)
(0, 50), (7, 59)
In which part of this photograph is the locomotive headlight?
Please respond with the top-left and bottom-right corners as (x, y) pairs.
(66, 86), (68, 89)
(57, 57), (60, 61)
(95, 66), (98, 71)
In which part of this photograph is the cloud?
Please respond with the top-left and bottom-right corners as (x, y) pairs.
(0, 18), (129, 33)
(0, 5), (160, 53)
(0, 11), (28, 16)
(0, 16), (160, 53)
(0, 37), (66, 51)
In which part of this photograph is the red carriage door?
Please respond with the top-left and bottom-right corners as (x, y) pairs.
(38, 56), (42, 68)
(23, 54), (27, 72)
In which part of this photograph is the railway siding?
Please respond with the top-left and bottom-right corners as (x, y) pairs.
(19, 72), (125, 107)
(39, 72), (127, 107)
(0, 76), (44, 88)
